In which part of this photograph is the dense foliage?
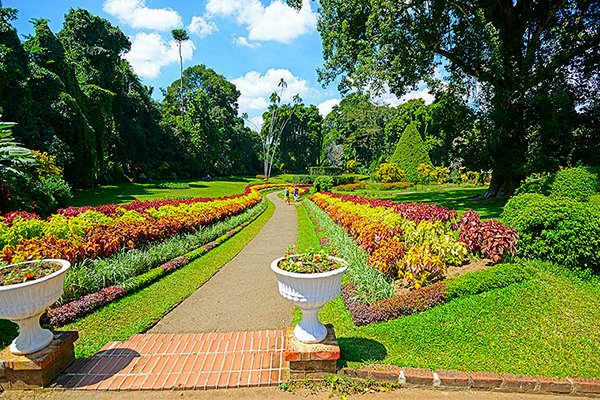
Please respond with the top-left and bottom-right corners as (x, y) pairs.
(550, 166), (599, 202)
(0, 7), (262, 190)
(311, 0), (600, 197)
(162, 65), (261, 176)
(261, 103), (324, 174)
(389, 124), (431, 179)
(502, 193), (600, 274)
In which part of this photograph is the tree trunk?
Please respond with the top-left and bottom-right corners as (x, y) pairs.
(477, 171), (523, 199)
(179, 44), (184, 120)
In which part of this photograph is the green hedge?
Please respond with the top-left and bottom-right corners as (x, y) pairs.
(502, 193), (600, 273)
(309, 166), (343, 176)
(292, 175), (315, 184)
(445, 263), (535, 300)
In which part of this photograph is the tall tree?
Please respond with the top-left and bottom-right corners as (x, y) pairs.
(171, 29), (189, 117)
(162, 65), (260, 175)
(310, 0), (600, 197)
(265, 103), (324, 173)
(259, 79), (302, 180)
(322, 93), (393, 171)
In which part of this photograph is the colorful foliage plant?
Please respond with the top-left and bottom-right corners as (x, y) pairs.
(0, 183), (294, 265)
(457, 210), (519, 263)
(309, 192), (517, 288)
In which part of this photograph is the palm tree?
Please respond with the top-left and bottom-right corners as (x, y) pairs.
(171, 29), (189, 117)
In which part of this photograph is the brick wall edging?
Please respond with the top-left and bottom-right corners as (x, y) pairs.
(338, 364), (600, 396)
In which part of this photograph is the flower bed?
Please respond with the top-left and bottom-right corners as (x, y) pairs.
(310, 193), (517, 283)
(308, 192), (522, 325)
(0, 183), (294, 265)
(45, 198), (270, 326)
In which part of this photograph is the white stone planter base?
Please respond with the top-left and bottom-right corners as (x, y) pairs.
(10, 313), (54, 355)
(0, 259), (70, 355)
(271, 255), (347, 344)
(294, 309), (327, 343)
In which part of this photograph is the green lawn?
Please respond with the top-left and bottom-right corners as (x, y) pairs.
(70, 175), (294, 207)
(71, 177), (259, 207)
(385, 186), (507, 220)
(296, 198), (600, 379)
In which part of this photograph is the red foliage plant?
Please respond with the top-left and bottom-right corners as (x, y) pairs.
(457, 210), (519, 263)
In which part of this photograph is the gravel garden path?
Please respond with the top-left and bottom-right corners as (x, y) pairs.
(149, 191), (296, 333)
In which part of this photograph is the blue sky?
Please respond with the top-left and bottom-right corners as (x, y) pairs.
(5, 0), (433, 126)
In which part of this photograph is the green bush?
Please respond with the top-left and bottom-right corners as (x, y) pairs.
(309, 166), (343, 176)
(38, 176), (72, 209)
(292, 175), (314, 184)
(332, 174), (360, 186)
(515, 174), (555, 196)
(314, 176), (334, 192)
(550, 166), (599, 202)
(388, 123), (431, 178)
(445, 263), (535, 300)
(502, 193), (600, 273)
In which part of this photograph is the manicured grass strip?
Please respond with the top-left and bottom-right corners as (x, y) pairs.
(316, 259), (600, 379)
(296, 203), (320, 253)
(56, 199), (276, 359)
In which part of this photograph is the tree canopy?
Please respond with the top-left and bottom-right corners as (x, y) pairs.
(312, 0), (600, 196)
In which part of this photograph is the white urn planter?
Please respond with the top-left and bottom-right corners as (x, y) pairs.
(0, 259), (70, 355)
(271, 255), (347, 343)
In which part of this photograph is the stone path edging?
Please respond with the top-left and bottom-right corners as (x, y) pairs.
(337, 364), (600, 396)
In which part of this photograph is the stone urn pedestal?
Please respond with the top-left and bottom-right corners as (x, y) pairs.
(0, 259), (70, 355)
(271, 255), (347, 343)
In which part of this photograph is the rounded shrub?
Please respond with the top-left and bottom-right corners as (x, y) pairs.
(374, 163), (405, 183)
(550, 166), (599, 202)
(314, 176), (334, 192)
(502, 193), (600, 273)
(515, 176), (553, 196)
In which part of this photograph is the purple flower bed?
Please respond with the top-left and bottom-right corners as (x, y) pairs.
(341, 282), (447, 326)
(47, 286), (126, 326)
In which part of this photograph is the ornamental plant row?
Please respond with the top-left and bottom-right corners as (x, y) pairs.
(45, 198), (270, 326)
(309, 192), (518, 288)
(0, 184), (303, 265)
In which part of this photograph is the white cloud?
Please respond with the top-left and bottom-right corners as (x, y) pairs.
(246, 116), (264, 132)
(124, 32), (195, 79)
(235, 36), (261, 49)
(206, 0), (316, 43)
(317, 98), (341, 117)
(188, 16), (218, 38)
(231, 68), (318, 114)
(375, 85), (435, 107)
(103, 0), (183, 31)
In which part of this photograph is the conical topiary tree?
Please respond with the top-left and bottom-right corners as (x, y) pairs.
(388, 123), (431, 179)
